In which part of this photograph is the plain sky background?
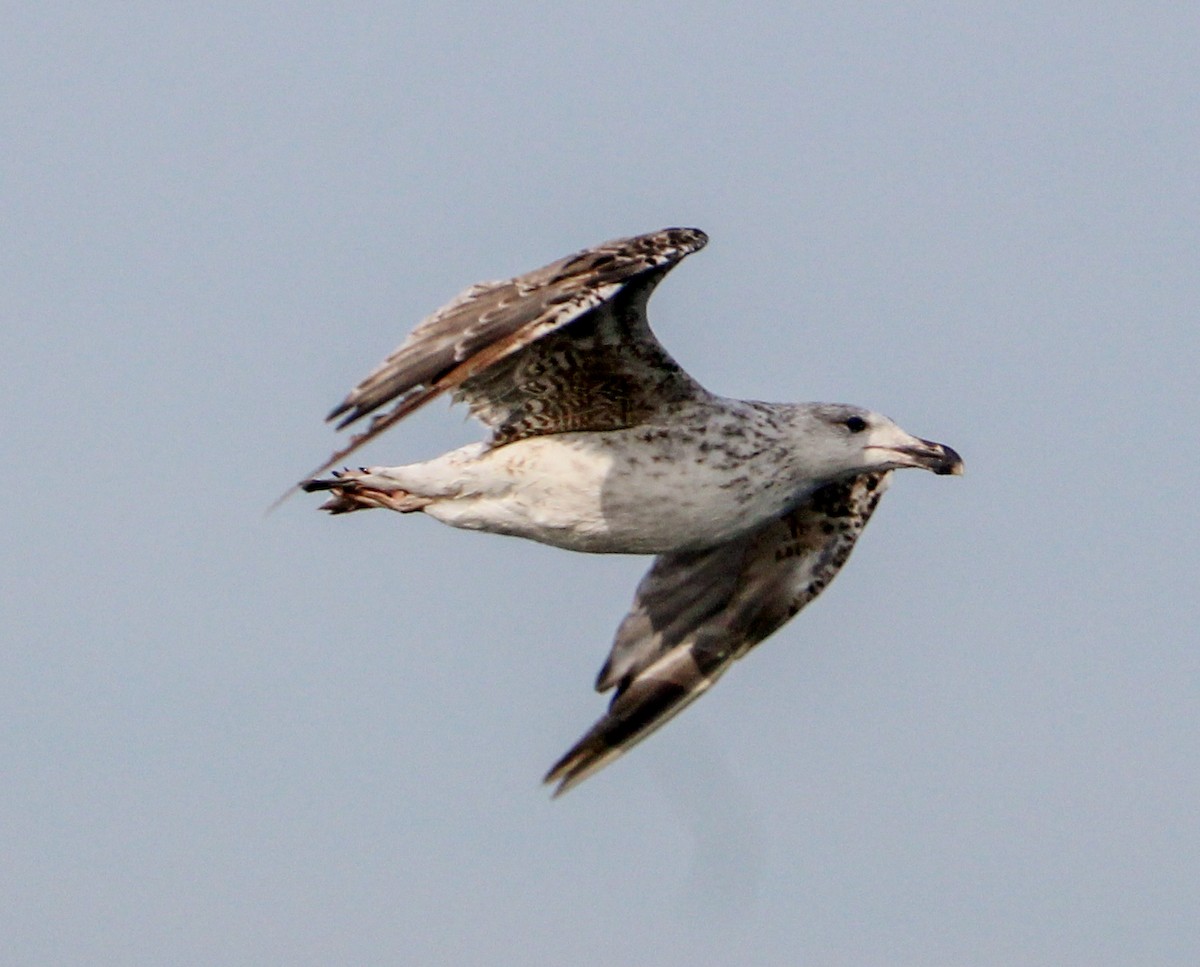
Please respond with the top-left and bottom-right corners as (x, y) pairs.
(4, 4), (1198, 965)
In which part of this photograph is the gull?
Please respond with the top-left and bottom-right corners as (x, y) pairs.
(295, 228), (963, 795)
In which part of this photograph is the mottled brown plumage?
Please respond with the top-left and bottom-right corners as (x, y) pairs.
(295, 228), (710, 488)
(545, 472), (891, 794)
(291, 228), (963, 795)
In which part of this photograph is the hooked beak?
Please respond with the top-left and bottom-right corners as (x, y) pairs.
(871, 438), (965, 476)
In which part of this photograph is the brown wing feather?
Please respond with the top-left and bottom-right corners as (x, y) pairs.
(544, 471), (892, 796)
(458, 275), (707, 444)
(277, 229), (709, 504)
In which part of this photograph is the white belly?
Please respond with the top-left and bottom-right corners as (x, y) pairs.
(421, 429), (806, 554)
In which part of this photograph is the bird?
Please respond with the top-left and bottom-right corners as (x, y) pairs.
(294, 227), (963, 795)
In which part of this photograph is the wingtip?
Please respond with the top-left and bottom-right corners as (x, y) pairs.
(542, 727), (629, 798)
(544, 773), (571, 799)
(542, 753), (597, 799)
(542, 753), (575, 795)
(546, 776), (579, 799)
(325, 399), (353, 424)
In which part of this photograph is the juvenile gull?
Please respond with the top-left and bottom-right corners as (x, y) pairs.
(296, 228), (963, 795)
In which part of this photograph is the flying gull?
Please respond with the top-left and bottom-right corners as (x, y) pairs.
(295, 228), (963, 795)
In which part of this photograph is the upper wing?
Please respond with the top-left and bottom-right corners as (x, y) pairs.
(544, 471), (892, 796)
(297, 228), (709, 485)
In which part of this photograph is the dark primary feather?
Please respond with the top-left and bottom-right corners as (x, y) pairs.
(544, 471), (892, 796)
(331, 227), (708, 429)
(291, 228), (710, 489)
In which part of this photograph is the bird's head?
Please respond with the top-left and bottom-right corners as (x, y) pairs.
(797, 403), (964, 479)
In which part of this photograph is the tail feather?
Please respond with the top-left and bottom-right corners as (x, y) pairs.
(300, 472), (430, 515)
(302, 475), (347, 493)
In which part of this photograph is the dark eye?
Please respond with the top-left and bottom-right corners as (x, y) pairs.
(844, 416), (867, 433)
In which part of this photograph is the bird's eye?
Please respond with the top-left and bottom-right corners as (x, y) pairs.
(844, 416), (867, 433)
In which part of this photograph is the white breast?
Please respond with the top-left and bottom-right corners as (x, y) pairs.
(422, 426), (809, 554)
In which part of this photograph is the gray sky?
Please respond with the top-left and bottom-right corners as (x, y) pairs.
(4, 3), (1198, 964)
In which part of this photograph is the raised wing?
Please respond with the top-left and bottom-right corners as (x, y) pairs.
(544, 471), (892, 796)
(297, 228), (710, 486)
